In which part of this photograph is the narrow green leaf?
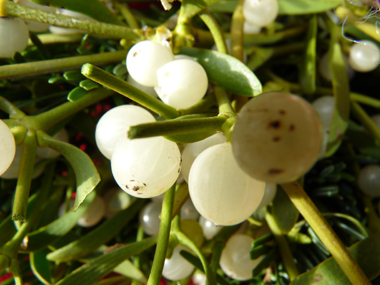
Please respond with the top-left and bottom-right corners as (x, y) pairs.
(179, 47), (262, 97)
(246, 47), (274, 71)
(36, 131), (100, 211)
(299, 15), (317, 95)
(79, 79), (100, 91)
(30, 249), (52, 285)
(67, 87), (89, 102)
(272, 187), (299, 234)
(29, 0), (123, 26)
(290, 232), (380, 284)
(250, 245), (272, 260)
(164, 114), (216, 143)
(46, 199), (145, 262)
(82, 246), (147, 283)
(56, 237), (157, 285)
(278, 0), (342, 15)
(345, 121), (380, 159)
(63, 70), (86, 82)
(325, 22), (350, 157)
(252, 248), (277, 277)
(25, 191), (96, 252)
(29, 32), (51, 60)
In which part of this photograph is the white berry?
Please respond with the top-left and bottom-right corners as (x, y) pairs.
(139, 201), (162, 235)
(126, 40), (174, 87)
(162, 245), (194, 281)
(0, 120), (16, 176)
(111, 136), (181, 198)
(243, 0), (279, 28)
(155, 59), (208, 109)
(358, 165), (380, 197)
(231, 92), (323, 183)
(0, 18), (29, 58)
(188, 143), (265, 226)
(199, 216), (223, 240)
(348, 40), (380, 72)
(95, 105), (156, 160)
(312, 96), (335, 131)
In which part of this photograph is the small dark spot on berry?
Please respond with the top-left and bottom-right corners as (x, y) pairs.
(125, 185), (129, 189)
(132, 186), (140, 191)
(268, 120), (281, 129)
(133, 52), (138, 57)
(255, 108), (268, 112)
(130, 180), (134, 182)
(143, 183), (146, 186)
(272, 136), (281, 142)
(279, 110), (286, 115)
(268, 169), (284, 175)
(289, 124), (295, 131)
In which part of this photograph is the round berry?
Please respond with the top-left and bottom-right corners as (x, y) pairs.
(126, 40), (174, 87)
(348, 40), (380, 72)
(0, 119), (16, 176)
(0, 18), (29, 58)
(231, 92), (323, 183)
(162, 245), (194, 281)
(139, 201), (162, 235)
(243, 0), (279, 28)
(312, 96), (335, 131)
(358, 165), (380, 197)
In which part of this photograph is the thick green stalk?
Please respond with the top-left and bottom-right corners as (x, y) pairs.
(0, 0), (144, 40)
(81, 64), (179, 119)
(147, 184), (175, 285)
(230, 0), (245, 61)
(280, 181), (371, 285)
(128, 116), (227, 139)
(0, 50), (129, 80)
(12, 131), (38, 221)
(22, 88), (114, 131)
(0, 97), (25, 119)
(198, 10), (228, 54)
(213, 86), (236, 117)
(266, 210), (298, 281)
(115, 3), (139, 29)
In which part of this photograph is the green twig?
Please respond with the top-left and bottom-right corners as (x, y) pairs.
(230, 0), (245, 61)
(266, 210), (298, 281)
(81, 64), (179, 119)
(280, 181), (371, 285)
(115, 3), (139, 29)
(213, 86), (236, 117)
(0, 50), (129, 80)
(0, 97), (25, 119)
(198, 10), (228, 54)
(22, 88), (114, 131)
(0, 0), (144, 40)
(128, 116), (227, 139)
(147, 184), (176, 285)
(12, 131), (38, 221)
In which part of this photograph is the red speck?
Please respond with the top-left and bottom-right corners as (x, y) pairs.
(0, 273), (13, 282)
(103, 104), (111, 111)
(24, 256), (30, 262)
(61, 171), (68, 177)
(71, 192), (77, 199)
(85, 43), (91, 48)
(59, 84), (65, 90)
(75, 132), (83, 141)
(92, 159), (101, 166)
(80, 143), (87, 151)
(90, 104), (103, 117)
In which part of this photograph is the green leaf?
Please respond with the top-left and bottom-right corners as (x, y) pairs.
(272, 187), (299, 234)
(36, 131), (100, 211)
(299, 15), (317, 95)
(30, 249), (52, 285)
(325, 22), (350, 157)
(25, 191), (96, 252)
(29, 0), (123, 25)
(67, 87), (89, 102)
(180, 47), (262, 97)
(278, 0), (342, 15)
(164, 114), (216, 143)
(82, 246), (147, 283)
(79, 79), (100, 91)
(55, 237), (157, 285)
(290, 232), (380, 284)
(63, 70), (86, 83)
(46, 199), (145, 262)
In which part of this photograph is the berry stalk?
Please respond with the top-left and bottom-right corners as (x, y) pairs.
(281, 181), (371, 285)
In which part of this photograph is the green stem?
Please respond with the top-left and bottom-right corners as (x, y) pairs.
(0, 0), (144, 40)
(12, 130), (38, 222)
(175, 231), (216, 285)
(0, 97), (25, 119)
(29, 33), (83, 45)
(147, 184), (175, 285)
(81, 64), (179, 119)
(128, 116), (227, 139)
(280, 181), (371, 285)
(115, 3), (139, 29)
(350, 92), (380, 108)
(198, 10), (228, 54)
(10, 126), (28, 145)
(241, 25), (308, 45)
(213, 86), (236, 117)
(265, 210), (298, 281)
(0, 50), (129, 80)
(179, 93), (217, 116)
(351, 101), (380, 144)
(230, 0), (245, 61)
(22, 88), (114, 131)
(172, 183), (190, 219)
